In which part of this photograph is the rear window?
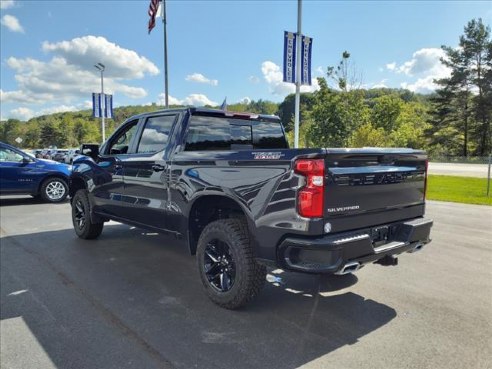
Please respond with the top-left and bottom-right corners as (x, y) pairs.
(185, 115), (287, 151)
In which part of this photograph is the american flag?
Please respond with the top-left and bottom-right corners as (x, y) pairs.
(148, 0), (160, 34)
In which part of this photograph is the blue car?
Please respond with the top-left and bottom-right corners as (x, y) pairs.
(0, 141), (71, 203)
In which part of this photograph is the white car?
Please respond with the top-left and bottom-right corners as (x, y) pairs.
(65, 148), (81, 164)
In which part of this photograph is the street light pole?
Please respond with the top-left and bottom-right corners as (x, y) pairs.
(94, 63), (106, 142)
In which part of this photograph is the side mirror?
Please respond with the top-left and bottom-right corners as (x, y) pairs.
(80, 143), (100, 161)
(22, 157), (32, 164)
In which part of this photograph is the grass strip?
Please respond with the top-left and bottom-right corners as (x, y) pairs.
(427, 175), (491, 206)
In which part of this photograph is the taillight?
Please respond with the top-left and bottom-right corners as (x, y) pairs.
(294, 159), (325, 217)
(424, 159), (429, 200)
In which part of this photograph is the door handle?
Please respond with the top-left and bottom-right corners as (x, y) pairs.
(152, 164), (165, 172)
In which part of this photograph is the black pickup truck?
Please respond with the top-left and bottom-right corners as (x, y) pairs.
(70, 108), (433, 309)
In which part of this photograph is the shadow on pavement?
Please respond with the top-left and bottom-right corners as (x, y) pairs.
(1, 225), (397, 369)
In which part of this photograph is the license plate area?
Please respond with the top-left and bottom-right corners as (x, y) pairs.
(371, 225), (398, 247)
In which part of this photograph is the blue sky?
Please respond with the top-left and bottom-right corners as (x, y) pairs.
(1, 0), (490, 120)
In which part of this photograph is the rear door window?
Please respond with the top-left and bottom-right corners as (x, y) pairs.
(185, 115), (287, 151)
(137, 114), (177, 153)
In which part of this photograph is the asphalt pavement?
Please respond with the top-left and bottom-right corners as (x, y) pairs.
(1, 196), (491, 369)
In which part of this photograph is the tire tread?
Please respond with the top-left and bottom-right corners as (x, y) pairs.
(72, 189), (104, 239)
(197, 218), (266, 309)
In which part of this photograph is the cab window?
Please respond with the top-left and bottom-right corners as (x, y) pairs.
(107, 120), (139, 155)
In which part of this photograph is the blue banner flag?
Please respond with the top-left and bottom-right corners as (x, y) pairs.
(283, 31), (296, 84)
(92, 93), (102, 118)
(301, 36), (313, 86)
(105, 94), (114, 119)
(220, 97), (227, 111)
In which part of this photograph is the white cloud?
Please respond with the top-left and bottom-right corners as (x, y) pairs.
(386, 62), (396, 71)
(387, 48), (451, 93)
(2, 56), (148, 104)
(261, 61), (319, 96)
(81, 100), (92, 109)
(1, 14), (24, 33)
(42, 36), (159, 79)
(371, 79), (388, 89)
(157, 93), (217, 107)
(0, 0), (15, 9)
(316, 66), (324, 75)
(239, 96), (251, 105)
(38, 105), (78, 116)
(181, 94), (217, 106)
(401, 76), (440, 94)
(395, 48), (447, 76)
(9, 107), (34, 121)
(1, 36), (156, 107)
(7, 104), (79, 121)
(248, 75), (260, 84)
(185, 73), (218, 86)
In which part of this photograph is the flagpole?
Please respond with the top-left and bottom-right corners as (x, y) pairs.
(162, 0), (169, 108)
(294, 0), (302, 148)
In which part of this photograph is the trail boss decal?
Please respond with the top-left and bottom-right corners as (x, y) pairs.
(253, 152), (283, 160)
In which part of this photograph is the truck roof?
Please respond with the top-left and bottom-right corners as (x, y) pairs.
(125, 107), (281, 123)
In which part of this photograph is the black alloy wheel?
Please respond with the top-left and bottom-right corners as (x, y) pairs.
(71, 189), (104, 239)
(74, 198), (86, 230)
(196, 218), (267, 309)
(204, 239), (236, 292)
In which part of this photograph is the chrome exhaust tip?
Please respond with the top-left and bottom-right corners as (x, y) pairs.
(408, 243), (424, 253)
(335, 261), (361, 275)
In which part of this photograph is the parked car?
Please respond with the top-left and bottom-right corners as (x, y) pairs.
(65, 148), (81, 164)
(33, 149), (43, 158)
(70, 108), (433, 309)
(52, 149), (68, 163)
(40, 149), (53, 159)
(0, 141), (71, 203)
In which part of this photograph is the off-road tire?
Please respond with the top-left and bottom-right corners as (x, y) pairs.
(40, 177), (68, 203)
(196, 218), (267, 309)
(71, 189), (104, 239)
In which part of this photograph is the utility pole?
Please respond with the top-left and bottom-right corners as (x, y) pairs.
(94, 63), (106, 142)
(294, 0), (302, 148)
(162, 0), (169, 108)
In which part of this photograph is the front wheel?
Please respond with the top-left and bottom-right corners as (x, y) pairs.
(196, 218), (266, 309)
(71, 190), (104, 239)
(40, 177), (68, 203)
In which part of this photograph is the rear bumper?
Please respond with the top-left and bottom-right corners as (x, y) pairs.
(277, 217), (433, 274)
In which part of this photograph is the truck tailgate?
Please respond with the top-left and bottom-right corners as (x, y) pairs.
(323, 150), (427, 233)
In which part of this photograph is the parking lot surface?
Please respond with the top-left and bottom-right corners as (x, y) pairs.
(1, 197), (491, 369)
(428, 162), (489, 177)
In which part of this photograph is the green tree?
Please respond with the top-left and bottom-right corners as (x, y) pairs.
(0, 119), (23, 145)
(431, 18), (492, 156)
(309, 67), (370, 148)
(371, 95), (403, 131)
(277, 93), (315, 129)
